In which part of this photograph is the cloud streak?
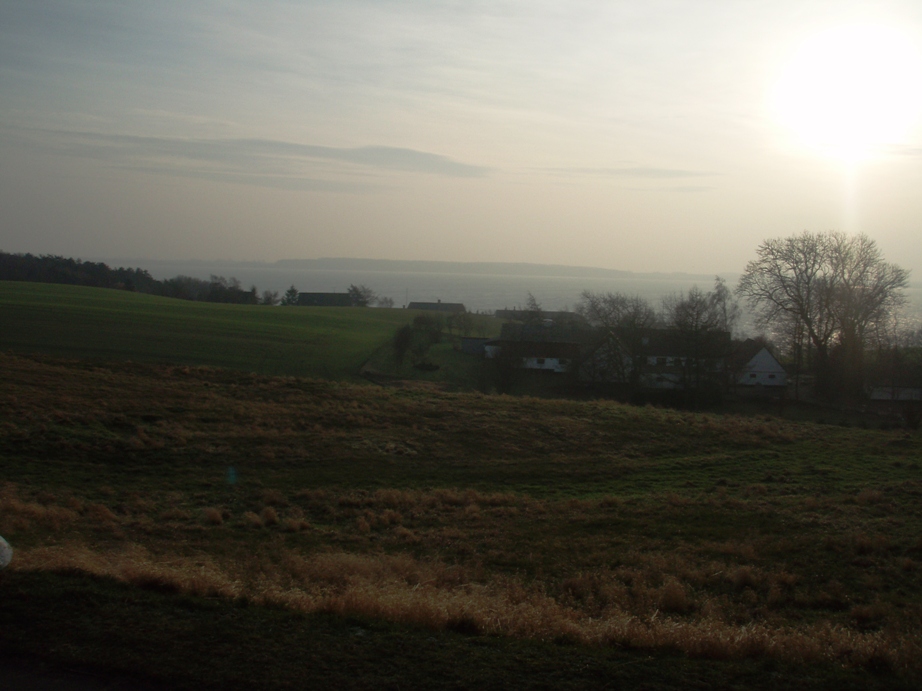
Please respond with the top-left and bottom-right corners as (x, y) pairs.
(7, 128), (489, 191)
(547, 166), (716, 179)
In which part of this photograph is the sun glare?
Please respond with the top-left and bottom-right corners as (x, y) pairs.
(771, 24), (922, 163)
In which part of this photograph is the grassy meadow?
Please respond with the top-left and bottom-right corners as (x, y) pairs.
(0, 281), (485, 381)
(2, 347), (922, 688)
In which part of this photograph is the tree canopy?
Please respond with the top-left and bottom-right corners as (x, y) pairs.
(736, 231), (909, 397)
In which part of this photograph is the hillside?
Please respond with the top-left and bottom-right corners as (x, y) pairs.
(0, 281), (493, 381)
(1, 352), (921, 688)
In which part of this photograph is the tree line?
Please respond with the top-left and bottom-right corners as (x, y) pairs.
(572, 230), (918, 403)
(1, 252), (274, 305)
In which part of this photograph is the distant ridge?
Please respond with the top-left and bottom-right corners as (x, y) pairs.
(272, 258), (720, 281)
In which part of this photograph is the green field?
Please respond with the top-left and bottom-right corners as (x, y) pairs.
(0, 281), (468, 380)
(2, 283), (921, 689)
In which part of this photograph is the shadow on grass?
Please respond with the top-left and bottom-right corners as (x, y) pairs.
(0, 570), (912, 691)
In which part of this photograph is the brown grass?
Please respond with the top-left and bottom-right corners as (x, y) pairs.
(242, 511), (263, 528)
(260, 507), (280, 526)
(9, 542), (921, 674)
(202, 508), (224, 526)
(260, 489), (288, 507)
(159, 508), (193, 521)
(658, 578), (692, 614)
(856, 489), (884, 505)
(0, 486), (80, 531)
(282, 518), (310, 533)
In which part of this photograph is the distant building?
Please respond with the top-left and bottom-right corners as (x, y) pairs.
(407, 300), (466, 313)
(297, 292), (353, 307)
(733, 341), (787, 390)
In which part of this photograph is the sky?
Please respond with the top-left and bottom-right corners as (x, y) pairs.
(2, 1), (922, 277)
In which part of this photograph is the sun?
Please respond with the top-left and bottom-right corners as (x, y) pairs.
(771, 24), (922, 163)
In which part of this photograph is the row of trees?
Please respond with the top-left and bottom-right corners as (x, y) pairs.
(0, 252), (275, 305)
(572, 231), (914, 403)
(0, 251), (162, 293)
(0, 252), (401, 309)
(573, 278), (739, 405)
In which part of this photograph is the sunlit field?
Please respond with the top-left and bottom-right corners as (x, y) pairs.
(2, 351), (920, 688)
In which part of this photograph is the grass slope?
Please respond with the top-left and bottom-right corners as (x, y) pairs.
(0, 281), (420, 379)
(2, 352), (921, 687)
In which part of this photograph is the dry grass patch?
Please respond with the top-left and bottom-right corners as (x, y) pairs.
(260, 489), (288, 507)
(658, 578), (692, 614)
(9, 542), (922, 674)
(282, 518), (310, 532)
(159, 508), (193, 522)
(202, 508), (224, 526)
(0, 490), (80, 532)
(242, 511), (263, 528)
(260, 507), (280, 526)
(856, 489), (884, 505)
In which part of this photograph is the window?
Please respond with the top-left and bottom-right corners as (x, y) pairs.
(536, 358), (545, 365)
(750, 373), (757, 379)
(657, 357), (667, 366)
(768, 374), (776, 379)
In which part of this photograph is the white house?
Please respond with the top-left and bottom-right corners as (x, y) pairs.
(484, 339), (580, 373)
(737, 346), (786, 387)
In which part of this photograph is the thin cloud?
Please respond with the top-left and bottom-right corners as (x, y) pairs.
(8, 128), (489, 190)
(546, 166), (716, 179)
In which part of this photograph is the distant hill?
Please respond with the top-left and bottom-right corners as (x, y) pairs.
(273, 257), (720, 281)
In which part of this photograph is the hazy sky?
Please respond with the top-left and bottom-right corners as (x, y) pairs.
(2, 1), (922, 275)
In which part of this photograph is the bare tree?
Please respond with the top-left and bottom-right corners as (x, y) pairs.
(576, 291), (658, 391)
(662, 283), (732, 405)
(524, 292), (543, 325)
(737, 231), (909, 398)
(828, 233), (910, 393)
(711, 276), (741, 336)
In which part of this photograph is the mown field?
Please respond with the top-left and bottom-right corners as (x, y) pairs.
(2, 350), (921, 689)
(0, 281), (472, 381)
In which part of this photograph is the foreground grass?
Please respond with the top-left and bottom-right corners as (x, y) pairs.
(2, 352), (921, 686)
(2, 570), (902, 691)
